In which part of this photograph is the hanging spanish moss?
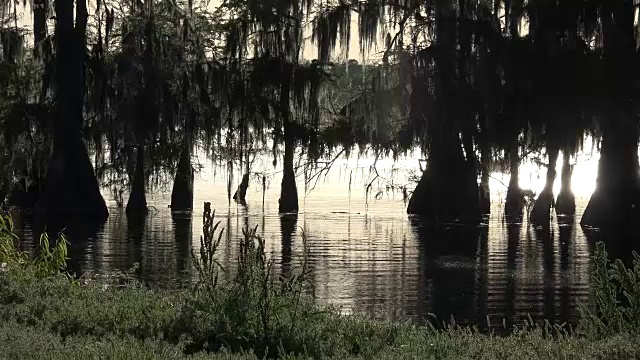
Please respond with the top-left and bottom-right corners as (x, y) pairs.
(2, 0), (640, 230)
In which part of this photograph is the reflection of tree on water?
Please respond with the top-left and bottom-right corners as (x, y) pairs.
(408, 213), (592, 333)
(56, 210), (141, 281)
(126, 212), (148, 283)
(279, 213), (298, 282)
(514, 223), (546, 328)
(557, 215), (576, 324)
(36, 215), (107, 278)
(557, 216), (575, 271)
(505, 217), (589, 332)
(583, 226), (640, 269)
(411, 219), (482, 329)
(474, 221), (520, 331)
(124, 211), (184, 288)
(297, 216), (319, 297)
(474, 224), (489, 329)
(238, 203), (250, 234)
(171, 212), (193, 288)
(504, 222), (520, 329)
(215, 209), (233, 279)
(534, 224), (557, 325)
(537, 217), (590, 328)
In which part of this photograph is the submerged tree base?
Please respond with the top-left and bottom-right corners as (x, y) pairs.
(234, 173), (250, 204)
(126, 198), (149, 214)
(170, 148), (194, 212)
(126, 147), (149, 214)
(530, 147), (559, 225)
(278, 172), (299, 213)
(529, 190), (554, 225)
(479, 181), (491, 217)
(278, 137), (298, 214)
(556, 190), (576, 217)
(504, 185), (524, 222)
(407, 166), (481, 223)
(581, 187), (640, 228)
(582, 111), (640, 228)
(36, 137), (108, 227)
(126, 183), (148, 214)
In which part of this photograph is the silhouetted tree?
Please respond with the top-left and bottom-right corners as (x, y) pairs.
(37, 0), (108, 225)
(581, 1), (640, 228)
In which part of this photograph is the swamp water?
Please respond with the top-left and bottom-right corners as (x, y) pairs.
(12, 155), (605, 332)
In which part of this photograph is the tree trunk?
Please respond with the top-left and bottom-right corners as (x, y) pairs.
(581, 112), (640, 227)
(461, 129), (482, 219)
(37, 0), (108, 225)
(457, 0), (482, 217)
(479, 145), (491, 216)
(278, 124), (298, 213)
(477, 106), (491, 217)
(279, 213), (298, 283)
(32, 0), (47, 56)
(407, 164), (479, 222)
(234, 149), (250, 204)
(406, 0), (481, 224)
(234, 173), (250, 204)
(530, 144), (559, 225)
(504, 144), (523, 221)
(556, 151), (575, 216)
(407, 135), (481, 223)
(126, 144), (148, 213)
(581, 2), (640, 228)
(126, 0), (154, 215)
(170, 146), (194, 212)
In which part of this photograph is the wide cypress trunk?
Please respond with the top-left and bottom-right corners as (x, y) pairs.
(170, 146), (194, 212)
(126, 144), (148, 213)
(278, 124), (298, 213)
(234, 149), (251, 203)
(581, 2), (640, 228)
(556, 151), (575, 216)
(407, 151), (481, 222)
(128, 4), (156, 214)
(38, 0), (108, 225)
(234, 173), (250, 204)
(581, 113), (640, 227)
(407, 124), (481, 222)
(504, 144), (523, 221)
(406, 0), (480, 223)
(530, 144), (559, 225)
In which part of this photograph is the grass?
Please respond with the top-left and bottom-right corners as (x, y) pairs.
(1, 205), (640, 359)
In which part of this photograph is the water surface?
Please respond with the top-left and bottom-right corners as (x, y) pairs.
(13, 159), (599, 332)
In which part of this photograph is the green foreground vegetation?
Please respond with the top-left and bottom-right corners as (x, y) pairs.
(1, 211), (640, 359)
